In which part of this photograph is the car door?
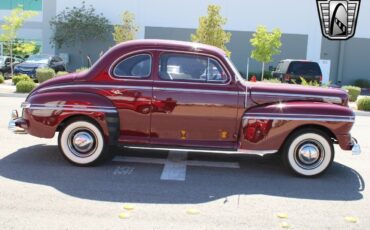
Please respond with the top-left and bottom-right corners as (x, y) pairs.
(109, 52), (153, 145)
(151, 52), (240, 150)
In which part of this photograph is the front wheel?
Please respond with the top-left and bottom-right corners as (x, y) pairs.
(282, 129), (334, 177)
(58, 119), (108, 166)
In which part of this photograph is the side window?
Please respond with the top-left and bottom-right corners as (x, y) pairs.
(207, 59), (228, 82)
(159, 53), (227, 83)
(113, 54), (152, 78)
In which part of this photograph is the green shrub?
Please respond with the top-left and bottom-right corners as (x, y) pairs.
(263, 78), (281, 84)
(56, 71), (69, 77)
(12, 74), (31, 85)
(342, 86), (361, 102)
(354, 79), (370, 88)
(0, 75), (4, 84)
(263, 71), (273, 80)
(36, 68), (56, 83)
(357, 97), (370, 111)
(76, 67), (89, 73)
(16, 80), (36, 93)
(294, 77), (320, 87)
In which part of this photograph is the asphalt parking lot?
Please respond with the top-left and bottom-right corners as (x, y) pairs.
(1, 96), (369, 229)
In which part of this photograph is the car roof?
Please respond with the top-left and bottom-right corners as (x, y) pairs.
(111, 39), (227, 57)
(280, 59), (318, 63)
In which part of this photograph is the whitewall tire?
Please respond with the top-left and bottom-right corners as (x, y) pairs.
(282, 129), (334, 177)
(59, 119), (107, 166)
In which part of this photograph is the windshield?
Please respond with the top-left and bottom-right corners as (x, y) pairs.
(26, 55), (50, 64)
(0, 56), (5, 63)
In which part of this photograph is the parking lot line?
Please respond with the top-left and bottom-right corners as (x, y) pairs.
(160, 151), (188, 181)
(112, 151), (240, 181)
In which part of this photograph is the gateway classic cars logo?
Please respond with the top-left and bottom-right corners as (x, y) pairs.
(317, 0), (361, 40)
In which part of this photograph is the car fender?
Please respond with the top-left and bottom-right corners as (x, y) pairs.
(24, 92), (119, 144)
(238, 102), (355, 152)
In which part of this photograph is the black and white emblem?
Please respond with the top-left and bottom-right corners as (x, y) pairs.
(317, 0), (361, 40)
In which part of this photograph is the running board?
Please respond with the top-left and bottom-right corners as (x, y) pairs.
(122, 145), (278, 156)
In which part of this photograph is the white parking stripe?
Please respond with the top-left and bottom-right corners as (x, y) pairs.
(112, 151), (240, 181)
(160, 151), (188, 181)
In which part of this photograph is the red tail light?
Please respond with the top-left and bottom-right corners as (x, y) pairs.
(284, 74), (291, 82)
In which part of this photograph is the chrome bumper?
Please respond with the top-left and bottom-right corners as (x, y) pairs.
(352, 138), (361, 155)
(8, 110), (27, 134)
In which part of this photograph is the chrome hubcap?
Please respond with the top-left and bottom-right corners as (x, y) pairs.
(67, 129), (97, 158)
(294, 140), (325, 170)
(73, 132), (94, 153)
(298, 144), (320, 165)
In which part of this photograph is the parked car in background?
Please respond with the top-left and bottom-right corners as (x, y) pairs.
(272, 59), (323, 84)
(9, 40), (360, 177)
(0, 56), (23, 79)
(14, 54), (66, 79)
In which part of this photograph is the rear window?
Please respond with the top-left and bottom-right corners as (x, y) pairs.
(287, 61), (322, 75)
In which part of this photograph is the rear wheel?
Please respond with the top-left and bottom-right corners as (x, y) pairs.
(58, 118), (108, 166)
(282, 129), (334, 177)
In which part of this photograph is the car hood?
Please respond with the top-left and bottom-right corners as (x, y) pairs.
(248, 82), (349, 106)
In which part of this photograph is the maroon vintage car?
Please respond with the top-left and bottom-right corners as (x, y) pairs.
(9, 39), (361, 177)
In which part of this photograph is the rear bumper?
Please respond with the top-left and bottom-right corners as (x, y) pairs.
(8, 110), (28, 134)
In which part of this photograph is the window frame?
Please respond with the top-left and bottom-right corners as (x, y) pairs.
(112, 53), (153, 79)
(158, 52), (229, 84)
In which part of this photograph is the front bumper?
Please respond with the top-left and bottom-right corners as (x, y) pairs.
(351, 138), (361, 155)
(8, 110), (28, 134)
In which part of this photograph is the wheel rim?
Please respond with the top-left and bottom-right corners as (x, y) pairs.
(294, 139), (325, 170)
(67, 128), (97, 158)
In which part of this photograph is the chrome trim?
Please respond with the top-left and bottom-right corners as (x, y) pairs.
(29, 106), (117, 113)
(40, 84), (242, 96)
(246, 113), (355, 118)
(243, 116), (355, 123)
(30, 104), (116, 110)
(252, 92), (342, 102)
(39, 84), (153, 92)
(21, 102), (31, 109)
(153, 87), (239, 95)
(125, 146), (278, 156)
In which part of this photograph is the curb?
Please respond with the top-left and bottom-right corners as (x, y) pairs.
(0, 92), (28, 98)
(355, 110), (370, 117)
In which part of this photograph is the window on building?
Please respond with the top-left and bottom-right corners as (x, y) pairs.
(113, 54), (152, 78)
(0, 0), (42, 11)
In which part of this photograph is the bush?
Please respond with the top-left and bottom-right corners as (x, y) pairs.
(354, 79), (370, 88)
(36, 68), (56, 83)
(263, 78), (281, 84)
(16, 80), (36, 93)
(56, 71), (69, 77)
(357, 97), (370, 111)
(0, 74), (4, 84)
(293, 77), (320, 87)
(12, 74), (31, 85)
(342, 86), (361, 102)
(76, 67), (89, 73)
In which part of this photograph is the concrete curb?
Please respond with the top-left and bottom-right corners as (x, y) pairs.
(0, 92), (28, 98)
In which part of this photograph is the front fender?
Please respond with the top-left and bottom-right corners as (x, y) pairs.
(23, 92), (119, 144)
(238, 102), (355, 152)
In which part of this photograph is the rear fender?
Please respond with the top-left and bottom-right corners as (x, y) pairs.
(239, 102), (355, 152)
(24, 92), (119, 144)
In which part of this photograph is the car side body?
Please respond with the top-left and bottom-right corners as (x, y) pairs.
(9, 40), (360, 177)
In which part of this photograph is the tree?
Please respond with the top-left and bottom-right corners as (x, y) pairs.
(3, 39), (40, 58)
(112, 11), (138, 44)
(191, 5), (231, 57)
(0, 5), (38, 76)
(250, 25), (282, 81)
(50, 2), (110, 66)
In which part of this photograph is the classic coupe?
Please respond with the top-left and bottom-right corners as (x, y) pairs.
(9, 40), (361, 177)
